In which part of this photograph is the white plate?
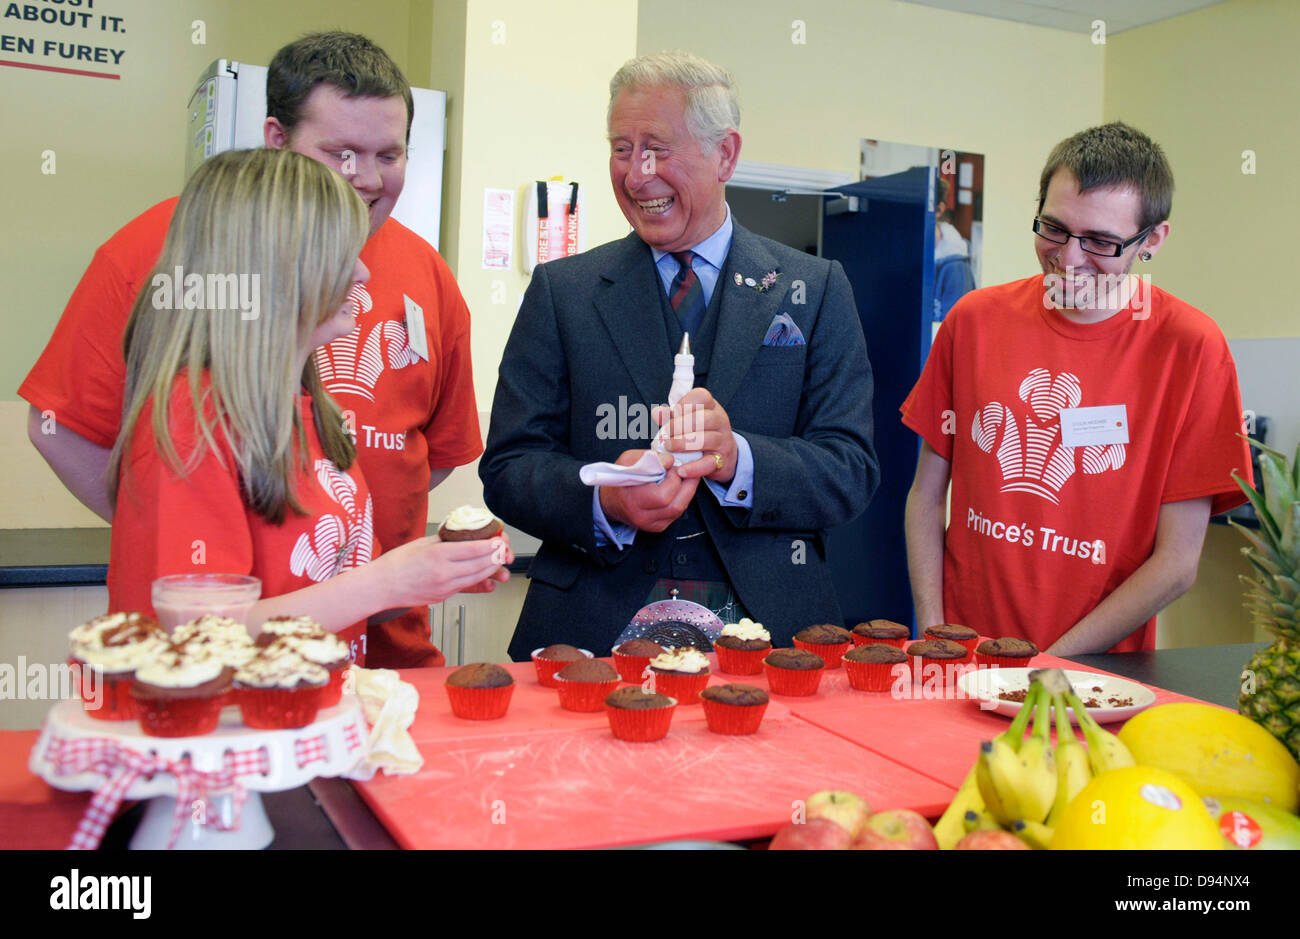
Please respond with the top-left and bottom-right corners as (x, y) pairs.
(955, 668), (1156, 725)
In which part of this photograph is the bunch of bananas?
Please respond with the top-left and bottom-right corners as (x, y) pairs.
(934, 668), (1137, 849)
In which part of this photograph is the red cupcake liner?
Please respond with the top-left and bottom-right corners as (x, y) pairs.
(714, 645), (769, 676)
(700, 697), (768, 734)
(605, 698), (677, 742)
(130, 690), (227, 738)
(530, 648), (593, 689)
(844, 658), (911, 693)
(763, 661), (824, 696)
(646, 669), (710, 705)
(445, 682), (515, 720)
(974, 653), (1035, 669)
(849, 634), (908, 649)
(236, 684), (325, 729)
(792, 639), (851, 669)
(555, 676), (622, 712)
(910, 657), (974, 692)
(319, 666), (349, 708)
(611, 652), (653, 684)
(69, 658), (135, 721)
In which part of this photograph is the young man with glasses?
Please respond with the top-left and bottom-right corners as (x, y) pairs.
(902, 122), (1251, 655)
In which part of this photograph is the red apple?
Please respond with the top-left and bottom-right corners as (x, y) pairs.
(852, 809), (938, 850)
(805, 790), (872, 838)
(954, 830), (1029, 850)
(768, 817), (853, 850)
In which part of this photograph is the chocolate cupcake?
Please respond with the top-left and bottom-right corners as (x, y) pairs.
(530, 644), (592, 688)
(700, 683), (770, 735)
(907, 638), (970, 689)
(615, 639), (666, 657)
(714, 618), (773, 676)
(555, 658), (621, 712)
(975, 637), (1040, 668)
(647, 647), (711, 705)
(233, 646), (329, 729)
(130, 655), (234, 737)
(851, 620), (911, 648)
(762, 648), (826, 696)
(612, 638), (665, 683)
(793, 623), (853, 669)
(437, 505), (504, 541)
(843, 642), (909, 692)
(924, 623), (979, 658)
(445, 662), (515, 720)
(604, 687), (677, 742)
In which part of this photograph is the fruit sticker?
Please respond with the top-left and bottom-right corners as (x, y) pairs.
(1220, 811), (1262, 849)
(1139, 784), (1182, 811)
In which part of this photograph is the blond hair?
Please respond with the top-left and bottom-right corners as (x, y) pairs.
(110, 148), (368, 523)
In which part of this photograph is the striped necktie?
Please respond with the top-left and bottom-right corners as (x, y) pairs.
(669, 251), (706, 339)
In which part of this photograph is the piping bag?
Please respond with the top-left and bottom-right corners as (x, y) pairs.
(578, 334), (701, 487)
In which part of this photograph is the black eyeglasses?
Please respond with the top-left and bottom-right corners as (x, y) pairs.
(1033, 217), (1152, 258)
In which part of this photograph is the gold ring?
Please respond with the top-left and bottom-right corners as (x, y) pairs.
(712, 452), (724, 471)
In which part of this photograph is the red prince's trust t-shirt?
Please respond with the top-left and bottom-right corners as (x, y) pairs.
(901, 275), (1251, 653)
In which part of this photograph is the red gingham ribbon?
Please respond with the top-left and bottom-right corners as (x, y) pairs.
(294, 734), (328, 769)
(342, 721), (363, 753)
(46, 736), (264, 850)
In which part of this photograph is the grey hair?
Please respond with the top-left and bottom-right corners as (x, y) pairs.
(608, 51), (740, 149)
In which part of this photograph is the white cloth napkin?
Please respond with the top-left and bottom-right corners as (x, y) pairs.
(344, 667), (423, 779)
(578, 450), (668, 487)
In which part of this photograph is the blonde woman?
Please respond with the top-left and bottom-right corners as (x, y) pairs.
(107, 148), (508, 662)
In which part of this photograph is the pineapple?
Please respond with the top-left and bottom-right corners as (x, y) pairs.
(1233, 440), (1300, 762)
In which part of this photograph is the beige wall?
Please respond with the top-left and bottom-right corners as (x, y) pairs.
(1105, 0), (1297, 339)
(637, 0), (1106, 290)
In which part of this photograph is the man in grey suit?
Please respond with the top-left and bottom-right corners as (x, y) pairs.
(481, 52), (878, 659)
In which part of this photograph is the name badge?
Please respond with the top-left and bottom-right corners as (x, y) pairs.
(403, 294), (429, 362)
(1059, 404), (1129, 447)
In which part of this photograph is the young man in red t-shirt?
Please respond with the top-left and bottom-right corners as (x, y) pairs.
(20, 33), (486, 668)
(902, 122), (1252, 656)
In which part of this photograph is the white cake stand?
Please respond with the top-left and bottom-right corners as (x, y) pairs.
(29, 696), (367, 850)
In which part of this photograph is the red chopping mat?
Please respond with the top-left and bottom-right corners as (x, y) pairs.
(0, 730), (93, 850)
(352, 712), (955, 849)
(786, 654), (1214, 788)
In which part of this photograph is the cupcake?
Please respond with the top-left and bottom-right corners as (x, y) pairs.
(851, 620), (911, 649)
(762, 648), (825, 696)
(699, 683), (769, 735)
(68, 612), (169, 720)
(170, 615), (258, 669)
(604, 687), (677, 742)
(554, 659), (621, 712)
(647, 646), (711, 705)
(611, 638), (665, 684)
(129, 654), (233, 737)
(843, 642), (910, 692)
(793, 623), (853, 669)
(437, 505), (505, 541)
(907, 639), (970, 689)
(975, 637), (1040, 669)
(923, 624), (979, 659)
(269, 632), (351, 707)
(714, 618), (772, 675)
(530, 644), (592, 688)
(255, 615), (327, 647)
(233, 646), (329, 729)
(445, 663), (515, 720)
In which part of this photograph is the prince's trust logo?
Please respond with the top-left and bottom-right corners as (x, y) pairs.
(314, 285), (417, 401)
(971, 368), (1126, 504)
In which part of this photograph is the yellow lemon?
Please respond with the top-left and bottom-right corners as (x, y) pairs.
(1050, 766), (1222, 849)
(1118, 703), (1300, 812)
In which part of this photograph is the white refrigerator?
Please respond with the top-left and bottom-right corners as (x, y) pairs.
(184, 59), (446, 251)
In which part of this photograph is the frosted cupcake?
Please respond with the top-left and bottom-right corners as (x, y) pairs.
(647, 646), (711, 705)
(170, 615), (258, 670)
(233, 646), (329, 729)
(130, 654), (233, 737)
(268, 632), (351, 707)
(254, 615), (327, 647)
(713, 619), (772, 675)
(68, 612), (169, 720)
(437, 505), (504, 541)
